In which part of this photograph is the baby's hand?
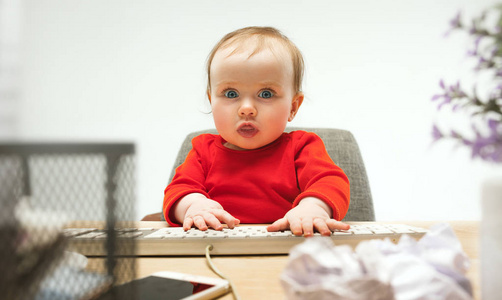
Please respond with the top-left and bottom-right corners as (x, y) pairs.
(267, 197), (349, 236)
(181, 194), (240, 231)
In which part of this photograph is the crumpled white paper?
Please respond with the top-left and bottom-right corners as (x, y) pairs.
(281, 223), (472, 300)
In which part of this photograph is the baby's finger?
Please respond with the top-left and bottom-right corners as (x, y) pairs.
(326, 219), (350, 231)
(201, 212), (224, 230)
(313, 218), (331, 236)
(266, 218), (289, 232)
(193, 215), (209, 231)
(183, 217), (194, 231)
(301, 219), (314, 237)
(288, 218), (303, 236)
(211, 209), (240, 229)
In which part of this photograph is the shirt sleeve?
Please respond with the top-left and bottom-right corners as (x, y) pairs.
(162, 136), (211, 226)
(292, 131), (350, 221)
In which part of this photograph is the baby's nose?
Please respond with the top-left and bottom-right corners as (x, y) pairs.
(238, 100), (257, 116)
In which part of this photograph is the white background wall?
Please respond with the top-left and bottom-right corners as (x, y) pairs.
(16, 0), (502, 221)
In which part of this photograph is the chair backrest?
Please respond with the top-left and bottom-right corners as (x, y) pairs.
(167, 128), (375, 221)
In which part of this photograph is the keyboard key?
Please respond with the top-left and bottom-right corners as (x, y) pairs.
(63, 228), (97, 237)
(75, 231), (105, 239)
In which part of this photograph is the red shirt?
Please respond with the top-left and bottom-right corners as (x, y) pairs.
(163, 130), (350, 226)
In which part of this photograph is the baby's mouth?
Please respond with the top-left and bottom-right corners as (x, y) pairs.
(237, 124), (258, 138)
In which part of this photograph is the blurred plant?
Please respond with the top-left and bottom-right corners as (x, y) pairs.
(432, 6), (502, 162)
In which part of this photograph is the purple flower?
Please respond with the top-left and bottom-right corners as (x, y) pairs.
(452, 81), (466, 96)
(432, 124), (443, 142)
(437, 96), (452, 110)
(450, 129), (462, 139)
(432, 8), (502, 164)
(432, 80), (468, 110)
(450, 11), (462, 28)
(467, 36), (483, 56)
(452, 103), (461, 111)
(488, 119), (500, 133)
(490, 46), (498, 57)
(475, 56), (487, 70)
(444, 11), (462, 37)
(490, 85), (502, 99)
(468, 120), (502, 162)
(431, 94), (443, 101)
(470, 136), (487, 159)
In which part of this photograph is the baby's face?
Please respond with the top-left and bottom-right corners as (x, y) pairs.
(209, 42), (302, 150)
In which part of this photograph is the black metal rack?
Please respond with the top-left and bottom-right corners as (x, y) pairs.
(0, 142), (136, 300)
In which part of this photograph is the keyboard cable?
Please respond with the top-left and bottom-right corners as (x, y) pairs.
(205, 244), (241, 300)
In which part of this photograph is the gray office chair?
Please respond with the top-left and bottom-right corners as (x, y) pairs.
(143, 128), (375, 221)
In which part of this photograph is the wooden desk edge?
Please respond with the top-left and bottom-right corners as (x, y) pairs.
(82, 220), (480, 300)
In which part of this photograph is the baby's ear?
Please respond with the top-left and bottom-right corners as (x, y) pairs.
(288, 92), (304, 122)
(207, 90), (212, 103)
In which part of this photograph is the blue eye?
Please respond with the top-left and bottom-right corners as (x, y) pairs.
(224, 90), (239, 98)
(259, 90), (273, 99)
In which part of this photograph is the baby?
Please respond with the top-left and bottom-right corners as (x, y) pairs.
(163, 26), (350, 236)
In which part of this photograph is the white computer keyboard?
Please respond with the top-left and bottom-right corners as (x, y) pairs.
(64, 223), (428, 256)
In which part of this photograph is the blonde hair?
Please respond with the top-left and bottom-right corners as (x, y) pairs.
(206, 26), (304, 95)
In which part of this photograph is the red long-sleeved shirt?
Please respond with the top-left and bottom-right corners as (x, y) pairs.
(163, 130), (350, 226)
